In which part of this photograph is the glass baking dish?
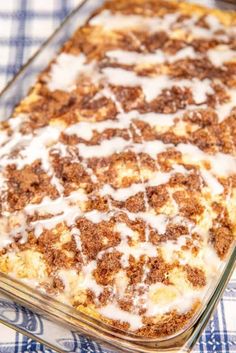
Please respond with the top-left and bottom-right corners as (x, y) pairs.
(0, 0), (235, 352)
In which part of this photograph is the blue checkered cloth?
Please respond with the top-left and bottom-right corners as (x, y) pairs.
(0, 1), (235, 352)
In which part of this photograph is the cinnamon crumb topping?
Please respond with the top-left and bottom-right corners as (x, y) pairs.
(94, 251), (121, 285)
(6, 161), (58, 211)
(185, 265), (206, 288)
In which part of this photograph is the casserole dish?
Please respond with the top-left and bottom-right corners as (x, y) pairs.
(0, 0), (235, 351)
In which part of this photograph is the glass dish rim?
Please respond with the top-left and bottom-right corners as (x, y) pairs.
(0, 247), (234, 353)
(0, 0), (235, 351)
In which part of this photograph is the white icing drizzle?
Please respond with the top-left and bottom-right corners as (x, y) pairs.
(114, 222), (157, 267)
(177, 143), (236, 177)
(82, 261), (103, 296)
(100, 183), (145, 202)
(47, 53), (213, 104)
(102, 68), (214, 103)
(115, 222), (135, 239)
(72, 227), (83, 252)
(0, 213), (27, 248)
(64, 109), (181, 141)
(64, 119), (131, 141)
(90, 10), (178, 32)
(168, 46), (197, 62)
(99, 303), (143, 330)
(0, 123), (62, 169)
(201, 169), (224, 195)
(90, 10), (236, 40)
(217, 89), (236, 123)
(106, 49), (166, 65)
(47, 53), (95, 92)
(78, 137), (132, 158)
(159, 236), (189, 263)
(146, 283), (204, 317)
(104, 65), (155, 247)
(84, 209), (113, 223)
(99, 166), (189, 202)
(205, 14), (221, 30)
(58, 267), (103, 300)
(208, 45), (236, 67)
(139, 213), (168, 234)
(106, 46), (197, 65)
(24, 190), (87, 237)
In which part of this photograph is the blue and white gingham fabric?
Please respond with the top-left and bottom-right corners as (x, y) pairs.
(0, 1), (235, 352)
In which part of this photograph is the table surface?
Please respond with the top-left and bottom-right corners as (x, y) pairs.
(0, 1), (235, 352)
